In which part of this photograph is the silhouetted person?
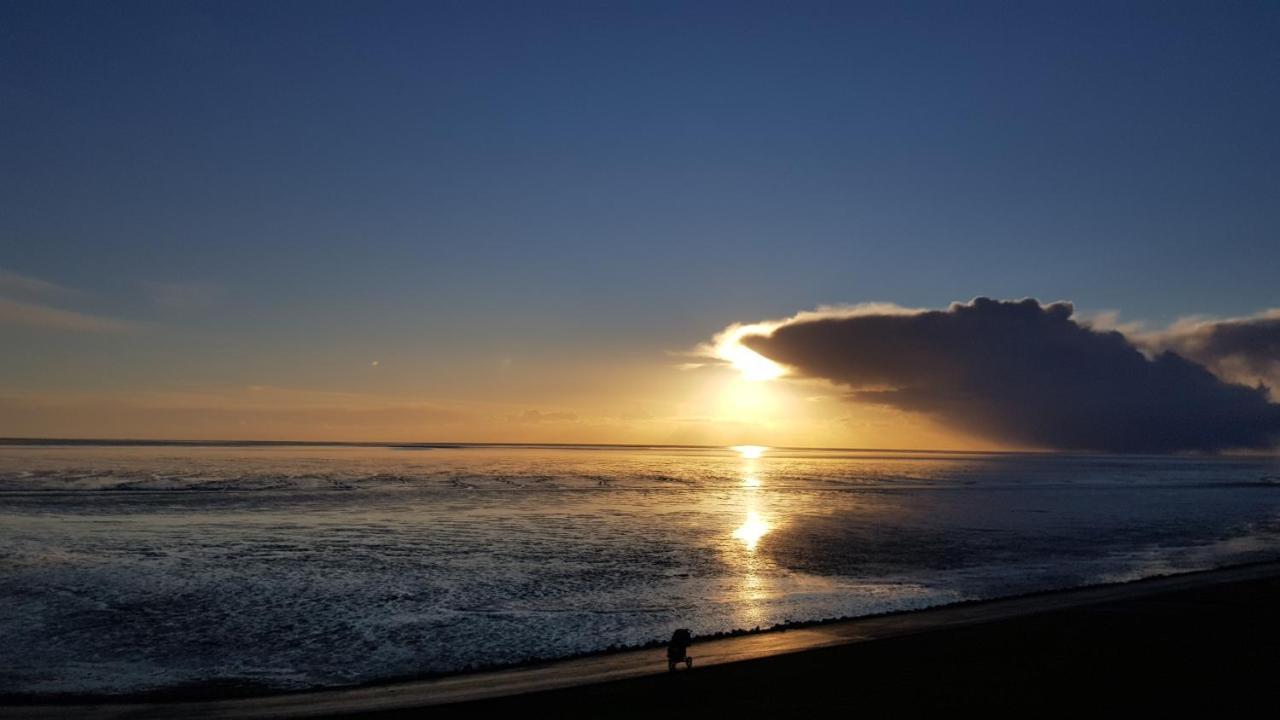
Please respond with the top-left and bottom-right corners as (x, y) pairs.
(667, 628), (693, 672)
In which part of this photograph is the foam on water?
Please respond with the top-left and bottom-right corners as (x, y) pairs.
(2, 443), (1280, 696)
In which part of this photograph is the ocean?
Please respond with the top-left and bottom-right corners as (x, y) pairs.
(2, 441), (1279, 696)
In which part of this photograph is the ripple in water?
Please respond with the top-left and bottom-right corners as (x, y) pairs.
(2, 443), (1279, 696)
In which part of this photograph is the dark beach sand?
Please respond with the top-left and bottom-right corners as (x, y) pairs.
(423, 563), (1280, 718)
(6, 561), (1280, 719)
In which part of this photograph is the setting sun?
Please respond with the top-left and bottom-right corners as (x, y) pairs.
(710, 324), (787, 382)
(726, 344), (786, 381)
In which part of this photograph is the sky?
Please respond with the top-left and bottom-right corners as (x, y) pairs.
(2, 1), (1279, 450)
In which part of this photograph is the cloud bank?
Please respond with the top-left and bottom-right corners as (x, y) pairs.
(1143, 311), (1280, 395)
(734, 298), (1280, 453)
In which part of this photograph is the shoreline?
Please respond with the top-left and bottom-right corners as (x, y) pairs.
(6, 558), (1280, 718)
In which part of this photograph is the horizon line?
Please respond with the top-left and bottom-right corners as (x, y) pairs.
(2, 436), (1272, 458)
(0, 435), (1044, 455)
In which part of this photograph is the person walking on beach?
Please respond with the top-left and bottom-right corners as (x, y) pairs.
(667, 628), (693, 672)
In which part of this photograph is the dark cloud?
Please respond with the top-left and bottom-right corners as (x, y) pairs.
(741, 298), (1280, 453)
(1147, 312), (1280, 396)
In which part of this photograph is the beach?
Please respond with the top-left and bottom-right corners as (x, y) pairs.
(6, 560), (1278, 718)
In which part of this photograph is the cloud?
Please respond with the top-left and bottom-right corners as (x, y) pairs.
(0, 297), (133, 333)
(731, 297), (1280, 453)
(1141, 310), (1280, 397)
(0, 268), (133, 333)
(0, 268), (75, 298)
(681, 303), (925, 380)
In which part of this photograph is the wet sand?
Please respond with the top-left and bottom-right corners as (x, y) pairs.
(6, 561), (1280, 718)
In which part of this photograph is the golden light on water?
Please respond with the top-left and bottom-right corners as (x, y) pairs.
(732, 510), (771, 551)
(723, 441), (778, 626)
(731, 446), (770, 546)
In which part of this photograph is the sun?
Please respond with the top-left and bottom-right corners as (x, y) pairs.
(723, 343), (785, 381)
(711, 324), (787, 381)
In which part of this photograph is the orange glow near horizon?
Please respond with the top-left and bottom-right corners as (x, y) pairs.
(0, 353), (993, 451)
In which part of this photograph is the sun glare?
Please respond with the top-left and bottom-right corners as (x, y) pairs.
(732, 445), (767, 459)
(726, 344), (785, 381)
(712, 325), (786, 381)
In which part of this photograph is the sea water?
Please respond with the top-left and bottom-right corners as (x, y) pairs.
(2, 442), (1279, 696)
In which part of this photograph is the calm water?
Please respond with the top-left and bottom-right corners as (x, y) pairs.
(2, 442), (1280, 696)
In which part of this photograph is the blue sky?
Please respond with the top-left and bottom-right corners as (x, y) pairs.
(3, 1), (1279, 444)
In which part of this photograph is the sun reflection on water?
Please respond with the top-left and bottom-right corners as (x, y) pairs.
(723, 443), (779, 626)
(732, 510), (771, 551)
